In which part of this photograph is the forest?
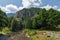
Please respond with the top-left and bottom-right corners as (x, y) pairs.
(0, 8), (60, 40)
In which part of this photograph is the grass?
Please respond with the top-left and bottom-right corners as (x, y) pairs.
(24, 29), (60, 40)
(55, 32), (60, 34)
(31, 34), (60, 40)
(24, 29), (37, 36)
(1, 27), (11, 35)
(0, 27), (60, 40)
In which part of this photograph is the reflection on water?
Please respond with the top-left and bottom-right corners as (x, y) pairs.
(0, 34), (9, 40)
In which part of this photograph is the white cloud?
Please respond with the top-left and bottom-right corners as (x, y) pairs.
(6, 4), (18, 11)
(0, 0), (60, 14)
(1, 7), (10, 13)
(19, 7), (24, 10)
(0, 6), (10, 13)
(22, 0), (31, 8)
(57, 9), (60, 11)
(0, 0), (42, 13)
(0, 4), (24, 14)
(22, 0), (42, 8)
(41, 5), (58, 10)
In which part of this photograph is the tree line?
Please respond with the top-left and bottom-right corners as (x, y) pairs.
(0, 8), (60, 32)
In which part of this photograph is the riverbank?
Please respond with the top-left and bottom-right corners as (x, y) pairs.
(0, 29), (60, 40)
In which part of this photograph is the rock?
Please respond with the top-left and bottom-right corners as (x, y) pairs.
(55, 34), (60, 39)
(26, 34), (30, 38)
(43, 32), (46, 35)
(46, 32), (56, 37)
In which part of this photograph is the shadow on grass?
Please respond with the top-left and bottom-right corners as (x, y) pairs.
(26, 27), (60, 32)
(40, 27), (60, 32)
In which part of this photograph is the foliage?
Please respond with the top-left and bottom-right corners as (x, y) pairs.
(0, 8), (60, 32)
(2, 27), (11, 34)
(0, 9), (8, 30)
(24, 29), (37, 36)
(31, 8), (60, 29)
(11, 16), (23, 31)
(23, 17), (32, 29)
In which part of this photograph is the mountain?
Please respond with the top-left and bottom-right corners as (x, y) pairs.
(7, 13), (15, 17)
(16, 8), (41, 20)
(0, 9), (7, 17)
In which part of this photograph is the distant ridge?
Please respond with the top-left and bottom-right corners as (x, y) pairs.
(6, 13), (15, 17)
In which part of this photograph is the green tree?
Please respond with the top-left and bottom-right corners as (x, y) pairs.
(46, 8), (60, 29)
(23, 17), (32, 29)
(0, 9), (8, 30)
(11, 16), (23, 31)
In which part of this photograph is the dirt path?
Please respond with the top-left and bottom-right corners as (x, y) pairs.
(8, 31), (31, 40)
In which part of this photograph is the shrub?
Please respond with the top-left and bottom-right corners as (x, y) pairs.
(2, 27), (11, 34)
(24, 29), (37, 36)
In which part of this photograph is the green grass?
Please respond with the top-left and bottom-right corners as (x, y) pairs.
(24, 29), (60, 40)
(1, 27), (11, 34)
(24, 29), (37, 36)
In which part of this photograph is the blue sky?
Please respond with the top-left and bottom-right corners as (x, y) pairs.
(0, 0), (60, 13)
(0, 0), (22, 7)
(42, 0), (60, 8)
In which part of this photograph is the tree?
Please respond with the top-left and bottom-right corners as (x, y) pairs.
(31, 8), (60, 30)
(32, 14), (39, 29)
(32, 8), (47, 29)
(0, 9), (8, 30)
(46, 8), (60, 29)
(23, 17), (32, 29)
(11, 16), (23, 31)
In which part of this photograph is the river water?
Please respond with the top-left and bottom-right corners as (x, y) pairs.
(0, 34), (9, 40)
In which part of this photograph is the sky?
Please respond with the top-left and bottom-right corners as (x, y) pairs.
(0, 0), (60, 13)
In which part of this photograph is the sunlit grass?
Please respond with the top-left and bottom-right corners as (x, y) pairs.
(24, 29), (60, 40)
(24, 29), (37, 36)
(0, 27), (11, 35)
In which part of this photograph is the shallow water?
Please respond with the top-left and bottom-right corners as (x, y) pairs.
(0, 34), (9, 40)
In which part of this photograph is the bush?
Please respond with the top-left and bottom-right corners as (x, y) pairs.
(24, 29), (37, 36)
(2, 27), (11, 34)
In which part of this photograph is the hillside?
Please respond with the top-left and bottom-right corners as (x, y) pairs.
(16, 8), (41, 20)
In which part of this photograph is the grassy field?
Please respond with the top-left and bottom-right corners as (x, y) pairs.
(24, 29), (60, 40)
(0, 28), (60, 40)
